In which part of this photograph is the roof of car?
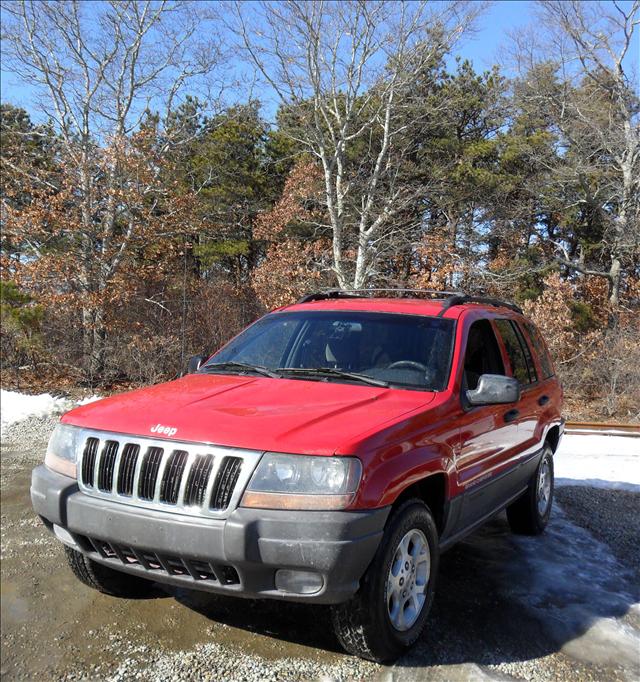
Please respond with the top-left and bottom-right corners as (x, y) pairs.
(278, 296), (522, 320)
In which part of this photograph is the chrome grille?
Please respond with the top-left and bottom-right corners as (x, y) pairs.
(184, 454), (214, 506)
(159, 450), (188, 504)
(81, 437), (99, 487)
(211, 456), (243, 510)
(138, 447), (163, 500)
(97, 440), (119, 491)
(117, 444), (140, 496)
(76, 428), (262, 519)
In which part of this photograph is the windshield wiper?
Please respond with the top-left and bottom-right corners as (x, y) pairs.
(201, 362), (390, 387)
(200, 361), (280, 379)
(277, 367), (389, 388)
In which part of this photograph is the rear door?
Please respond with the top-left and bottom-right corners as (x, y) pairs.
(521, 319), (563, 445)
(494, 318), (544, 454)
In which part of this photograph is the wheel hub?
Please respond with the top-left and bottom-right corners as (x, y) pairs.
(386, 528), (430, 631)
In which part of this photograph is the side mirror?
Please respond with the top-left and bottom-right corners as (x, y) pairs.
(187, 354), (207, 374)
(466, 374), (520, 406)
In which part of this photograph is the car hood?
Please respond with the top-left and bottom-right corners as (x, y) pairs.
(62, 373), (436, 455)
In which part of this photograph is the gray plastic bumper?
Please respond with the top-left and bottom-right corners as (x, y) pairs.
(31, 465), (389, 604)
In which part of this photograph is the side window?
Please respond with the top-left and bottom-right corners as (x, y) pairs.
(495, 319), (536, 385)
(524, 322), (555, 379)
(512, 322), (538, 383)
(463, 319), (506, 391)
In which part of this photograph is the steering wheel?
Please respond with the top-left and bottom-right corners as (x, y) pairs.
(387, 360), (429, 372)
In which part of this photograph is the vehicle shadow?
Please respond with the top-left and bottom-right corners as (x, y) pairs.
(398, 492), (639, 673)
(166, 490), (639, 670)
(171, 588), (342, 653)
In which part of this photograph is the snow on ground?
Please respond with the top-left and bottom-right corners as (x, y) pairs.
(506, 506), (640, 676)
(0, 390), (100, 437)
(526, 432), (640, 679)
(555, 433), (639, 491)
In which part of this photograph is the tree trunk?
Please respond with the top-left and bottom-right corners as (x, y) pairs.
(353, 236), (369, 290)
(608, 257), (621, 306)
(81, 304), (107, 383)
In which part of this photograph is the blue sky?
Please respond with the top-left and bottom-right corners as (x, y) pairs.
(453, 0), (534, 70)
(1, 1), (637, 123)
(0, 1), (536, 115)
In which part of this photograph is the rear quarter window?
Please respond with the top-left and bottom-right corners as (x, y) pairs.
(495, 319), (537, 385)
(523, 321), (555, 379)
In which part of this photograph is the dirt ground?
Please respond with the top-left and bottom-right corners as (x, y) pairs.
(1, 419), (639, 682)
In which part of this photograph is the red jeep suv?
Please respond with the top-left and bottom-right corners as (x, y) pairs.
(31, 290), (563, 661)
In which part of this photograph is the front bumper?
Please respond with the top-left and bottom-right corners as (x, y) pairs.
(31, 465), (388, 604)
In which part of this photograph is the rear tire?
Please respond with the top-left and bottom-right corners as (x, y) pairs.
(64, 546), (153, 597)
(507, 444), (554, 535)
(330, 499), (439, 662)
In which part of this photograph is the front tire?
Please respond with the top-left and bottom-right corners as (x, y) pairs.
(64, 546), (154, 597)
(330, 499), (439, 662)
(507, 444), (554, 535)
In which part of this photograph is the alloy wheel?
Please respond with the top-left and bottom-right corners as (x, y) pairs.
(386, 528), (430, 631)
(537, 457), (552, 516)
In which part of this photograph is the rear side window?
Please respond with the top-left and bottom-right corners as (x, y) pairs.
(523, 322), (555, 379)
(512, 322), (538, 383)
(495, 319), (537, 385)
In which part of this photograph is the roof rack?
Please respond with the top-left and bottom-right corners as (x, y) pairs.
(296, 288), (461, 304)
(296, 289), (523, 315)
(437, 295), (523, 316)
(297, 290), (360, 304)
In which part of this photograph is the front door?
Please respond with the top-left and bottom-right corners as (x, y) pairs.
(454, 319), (526, 530)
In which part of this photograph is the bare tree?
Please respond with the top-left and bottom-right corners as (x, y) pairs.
(512, 0), (640, 305)
(2, 0), (224, 377)
(231, 0), (482, 289)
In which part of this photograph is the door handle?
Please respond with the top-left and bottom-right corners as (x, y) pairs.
(538, 395), (550, 406)
(504, 409), (519, 423)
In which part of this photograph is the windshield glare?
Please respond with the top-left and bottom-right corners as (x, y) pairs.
(205, 311), (454, 391)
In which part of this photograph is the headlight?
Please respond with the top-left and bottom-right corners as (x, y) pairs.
(44, 424), (82, 478)
(241, 453), (362, 510)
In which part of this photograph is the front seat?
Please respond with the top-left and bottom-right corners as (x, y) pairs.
(325, 330), (360, 370)
(464, 327), (487, 390)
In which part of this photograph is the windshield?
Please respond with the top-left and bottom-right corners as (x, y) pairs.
(204, 311), (455, 391)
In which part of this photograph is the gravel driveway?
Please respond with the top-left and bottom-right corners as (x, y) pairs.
(1, 417), (638, 681)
